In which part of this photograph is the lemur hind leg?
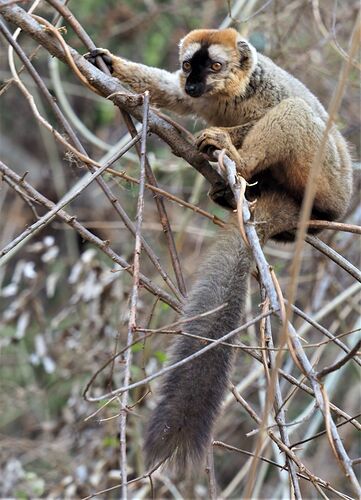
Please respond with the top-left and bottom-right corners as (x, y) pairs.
(198, 97), (352, 220)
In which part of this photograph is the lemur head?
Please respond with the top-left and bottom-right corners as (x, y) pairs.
(179, 28), (257, 98)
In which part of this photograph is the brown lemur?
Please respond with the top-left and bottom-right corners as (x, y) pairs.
(86, 28), (353, 471)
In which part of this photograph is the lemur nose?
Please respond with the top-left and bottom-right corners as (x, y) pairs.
(185, 82), (204, 97)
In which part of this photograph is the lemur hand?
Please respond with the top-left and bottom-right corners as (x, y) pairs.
(196, 127), (244, 173)
(84, 48), (114, 73)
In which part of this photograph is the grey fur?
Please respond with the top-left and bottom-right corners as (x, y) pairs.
(144, 228), (251, 471)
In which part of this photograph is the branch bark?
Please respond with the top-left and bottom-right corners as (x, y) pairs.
(0, 2), (227, 192)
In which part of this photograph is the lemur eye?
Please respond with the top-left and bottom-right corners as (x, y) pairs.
(211, 62), (222, 72)
(182, 61), (191, 72)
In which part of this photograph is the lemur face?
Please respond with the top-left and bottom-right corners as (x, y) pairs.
(179, 28), (257, 98)
(180, 43), (228, 97)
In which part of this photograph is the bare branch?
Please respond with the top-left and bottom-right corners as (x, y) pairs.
(305, 234), (361, 282)
(119, 92), (150, 499)
(0, 1), (226, 190)
(317, 340), (361, 379)
(0, 16), (182, 300)
(0, 160), (181, 312)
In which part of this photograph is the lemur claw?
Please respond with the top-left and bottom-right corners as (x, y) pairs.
(84, 48), (113, 73)
(248, 199), (258, 215)
(196, 128), (230, 157)
(196, 127), (246, 174)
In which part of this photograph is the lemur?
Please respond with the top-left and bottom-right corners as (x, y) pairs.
(86, 28), (353, 471)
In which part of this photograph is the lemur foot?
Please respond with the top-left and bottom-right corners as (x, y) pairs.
(196, 127), (244, 172)
(84, 48), (113, 73)
(208, 182), (236, 210)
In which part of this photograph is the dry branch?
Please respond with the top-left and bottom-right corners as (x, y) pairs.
(0, 1), (226, 190)
(215, 152), (360, 497)
(119, 91), (150, 498)
(0, 160), (181, 312)
(0, 16), (184, 301)
(1, 2), (360, 498)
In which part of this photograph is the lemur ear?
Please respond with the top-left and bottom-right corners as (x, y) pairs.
(237, 40), (251, 62)
(237, 39), (257, 71)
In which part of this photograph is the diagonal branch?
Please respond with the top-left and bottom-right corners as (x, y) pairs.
(43, 0), (188, 294)
(0, 1), (226, 190)
(0, 160), (182, 312)
(317, 340), (361, 379)
(0, 15), (183, 301)
(217, 152), (360, 498)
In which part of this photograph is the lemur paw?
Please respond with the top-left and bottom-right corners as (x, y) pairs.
(196, 127), (244, 172)
(208, 182), (236, 210)
(84, 48), (113, 73)
(196, 127), (231, 157)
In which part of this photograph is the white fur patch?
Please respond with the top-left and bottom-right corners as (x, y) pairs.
(207, 44), (230, 63)
(180, 42), (201, 62)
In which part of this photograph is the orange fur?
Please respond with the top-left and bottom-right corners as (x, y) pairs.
(181, 28), (238, 50)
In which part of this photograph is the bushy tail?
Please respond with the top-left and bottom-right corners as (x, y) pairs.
(144, 226), (251, 471)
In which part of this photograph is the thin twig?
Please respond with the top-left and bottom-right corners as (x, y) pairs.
(305, 234), (361, 282)
(82, 311), (271, 402)
(282, 10), (360, 368)
(306, 220), (361, 234)
(81, 458), (165, 500)
(82, 304), (233, 404)
(291, 412), (361, 450)
(317, 340), (361, 379)
(216, 153), (302, 498)
(2, 174), (40, 219)
(217, 152), (361, 497)
(105, 167), (225, 227)
(311, 0), (361, 70)
(290, 302), (361, 367)
(119, 112), (187, 296)
(214, 440), (353, 500)
(43, 0), (188, 296)
(119, 91), (150, 499)
(0, 135), (140, 263)
(0, 17), (182, 300)
(0, 0), (223, 187)
(230, 386), (353, 500)
(0, 160), (181, 312)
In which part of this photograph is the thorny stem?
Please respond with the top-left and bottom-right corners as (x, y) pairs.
(219, 153), (360, 497)
(119, 92), (150, 499)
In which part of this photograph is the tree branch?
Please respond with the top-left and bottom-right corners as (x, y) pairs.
(0, 1), (227, 191)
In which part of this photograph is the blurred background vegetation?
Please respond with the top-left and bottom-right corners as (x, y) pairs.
(0, 0), (360, 498)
